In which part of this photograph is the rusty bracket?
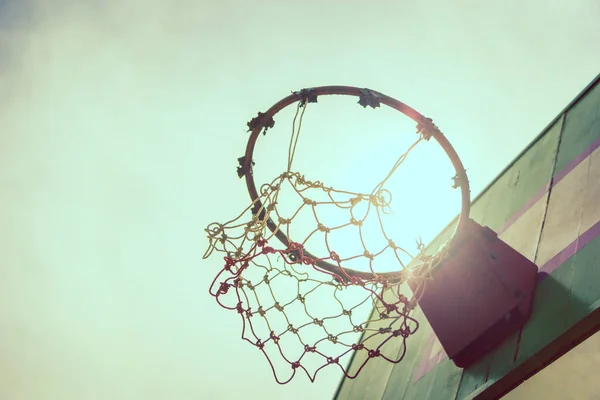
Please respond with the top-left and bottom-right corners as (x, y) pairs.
(452, 169), (468, 189)
(237, 155), (255, 178)
(293, 88), (319, 107)
(416, 116), (442, 141)
(358, 88), (382, 109)
(247, 112), (275, 135)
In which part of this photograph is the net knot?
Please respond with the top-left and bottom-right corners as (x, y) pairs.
(371, 189), (392, 209)
(288, 242), (303, 252)
(259, 183), (272, 195)
(350, 218), (362, 226)
(352, 343), (365, 351)
(236, 303), (244, 314)
(353, 325), (365, 333)
(233, 248), (243, 259)
(330, 251), (341, 262)
(283, 171), (294, 179)
(349, 276), (364, 286)
(244, 221), (257, 232)
(327, 334), (339, 344)
(385, 303), (397, 314)
(368, 350), (381, 358)
(304, 345), (316, 353)
(393, 328), (410, 338)
(326, 357), (340, 365)
(301, 255), (316, 266)
(269, 331), (280, 344)
(262, 246), (276, 254)
(295, 174), (308, 186)
(303, 198), (317, 206)
(291, 361), (301, 369)
(218, 282), (230, 295)
(317, 223), (331, 233)
(206, 222), (224, 236)
(223, 257), (235, 271)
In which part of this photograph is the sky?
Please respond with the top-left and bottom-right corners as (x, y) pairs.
(0, 1), (599, 399)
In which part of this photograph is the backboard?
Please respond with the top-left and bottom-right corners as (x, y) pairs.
(334, 73), (600, 400)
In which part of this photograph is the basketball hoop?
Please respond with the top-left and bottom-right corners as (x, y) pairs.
(204, 86), (471, 383)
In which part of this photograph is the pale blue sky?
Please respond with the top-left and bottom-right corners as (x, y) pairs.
(0, 1), (599, 399)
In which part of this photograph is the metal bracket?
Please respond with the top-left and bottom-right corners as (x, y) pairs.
(358, 88), (382, 108)
(416, 116), (442, 141)
(293, 88), (319, 106)
(247, 112), (275, 135)
(452, 169), (468, 189)
(237, 155), (255, 178)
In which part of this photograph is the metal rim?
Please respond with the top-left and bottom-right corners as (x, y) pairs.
(238, 86), (470, 282)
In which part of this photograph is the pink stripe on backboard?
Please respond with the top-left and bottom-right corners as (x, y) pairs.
(413, 335), (436, 381)
(499, 136), (600, 235)
(498, 184), (550, 235)
(412, 340), (449, 382)
(435, 350), (448, 364)
(553, 136), (600, 184)
(538, 219), (600, 278)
